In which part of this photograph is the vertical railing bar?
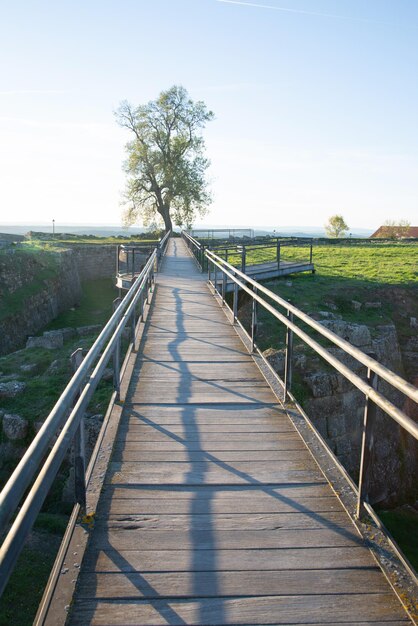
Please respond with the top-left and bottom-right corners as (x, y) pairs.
(70, 348), (86, 513)
(357, 360), (378, 519)
(284, 309), (294, 400)
(251, 286), (258, 352)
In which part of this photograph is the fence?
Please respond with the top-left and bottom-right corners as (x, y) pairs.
(0, 231), (170, 599)
(205, 247), (418, 559)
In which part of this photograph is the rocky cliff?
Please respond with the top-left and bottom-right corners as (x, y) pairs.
(264, 319), (418, 506)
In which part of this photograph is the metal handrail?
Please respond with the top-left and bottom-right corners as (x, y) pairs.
(206, 249), (418, 407)
(0, 245), (164, 598)
(205, 247), (418, 522)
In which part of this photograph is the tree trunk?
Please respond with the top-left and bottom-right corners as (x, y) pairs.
(158, 204), (172, 233)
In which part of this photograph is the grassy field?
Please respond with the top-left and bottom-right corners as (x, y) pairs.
(223, 242), (418, 349)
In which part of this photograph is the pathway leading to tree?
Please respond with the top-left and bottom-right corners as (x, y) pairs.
(68, 238), (411, 625)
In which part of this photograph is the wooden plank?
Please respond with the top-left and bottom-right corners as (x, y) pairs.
(83, 546), (378, 573)
(105, 483), (333, 500)
(108, 469), (325, 485)
(112, 450), (312, 462)
(115, 431), (304, 443)
(76, 568), (389, 599)
(69, 594), (408, 625)
(122, 403), (289, 420)
(119, 423), (296, 434)
(101, 495), (345, 515)
(111, 456), (319, 475)
(99, 512), (353, 531)
(113, 438), (307, 451)
(90, 527), (362, 550)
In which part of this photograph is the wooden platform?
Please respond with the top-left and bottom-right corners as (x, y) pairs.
(68, 238), (410, 625)
(219, 259), (314, 292)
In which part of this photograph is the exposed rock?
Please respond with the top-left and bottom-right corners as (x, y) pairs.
(304, 372), (340, 398)
(371, 325), (403, 373)
(2, 413), (29, 440)
(319, 320), (371, 347)
(46, 359), (66, 375)
(324, 301), (338, 311)
(410, 317), (417, 328)
(26, 330), (64, 350)
(76, 325), (102, 337)
(364, 301), (382, 309)
(84, 414), (104, 454)
(0, 380), (26, 398)
(351, 300), (362, 311)
(20, 363), (37, 373)
(0, 442), (26, 468)
(102, 367), (114, 382)
(262, 348), (285, 375)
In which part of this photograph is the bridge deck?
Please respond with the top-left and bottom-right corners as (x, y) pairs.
(68, 238), (410, 625)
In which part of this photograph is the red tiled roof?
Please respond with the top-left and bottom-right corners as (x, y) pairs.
(370, 226), (418, 238)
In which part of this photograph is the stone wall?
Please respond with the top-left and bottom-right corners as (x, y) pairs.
(0, 244), (117, 355)
(264, 320), (418, 506)
(62, 244), (116, 280)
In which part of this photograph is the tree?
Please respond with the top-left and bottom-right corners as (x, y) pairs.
(325, 214), (349, 238)
(377, 219), (411, 239)
(116, 86), (214, 233)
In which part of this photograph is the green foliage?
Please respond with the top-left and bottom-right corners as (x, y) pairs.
(47, 278), (115, 329)
(378, 508), (418, 571)
(325, 214), (349, 238)
(116, 85), (214, 232)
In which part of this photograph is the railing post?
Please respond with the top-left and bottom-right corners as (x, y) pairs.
(357, 362), (379, 519)
(70, 348), (86, 512)
(208, 256), (211, 283)
(241, 246), (246, 273)
(214, 262), (218, 294)
(284, 309), (294, 400)
(112, 297), (121, 400)
(131, 308), (136, 352)
(131, 248), (135, 279)
(310, 239), (313, 265)
(233, 280), (238, 324)
(277, 241), (281, 270)
(222, 268), (227, 305)
(251, 287), (258, 352)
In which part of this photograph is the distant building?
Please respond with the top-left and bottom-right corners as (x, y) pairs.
(370, 225), (418, 239)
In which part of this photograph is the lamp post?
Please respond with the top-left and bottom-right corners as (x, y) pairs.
(52, 219), (55, 239)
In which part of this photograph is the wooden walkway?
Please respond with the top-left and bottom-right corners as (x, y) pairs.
(68, 238), (410, 625)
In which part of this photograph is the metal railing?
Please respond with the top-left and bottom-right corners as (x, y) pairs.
(205, 248), (418, 522)
(117, 230), (171, 283)
(182, 230), (314, 275)
(0, 232), (170, 599)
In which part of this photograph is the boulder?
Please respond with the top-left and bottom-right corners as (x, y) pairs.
(351, 300), (362, 311)
(26, 330), (64, 350)
(0, 380), (26, 398)
(76, 325), (102, 337)
(319, 320), (371, 347)
(364, 301), (382, 309)
(2, 413), (28, 440)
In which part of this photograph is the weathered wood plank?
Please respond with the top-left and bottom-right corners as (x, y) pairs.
(112, 443), (308, 463)
(110, 459), (319, 473)
(101, 495), (343, 515)
(69, 594), (408, 625)
(90, 527), (362, 550)
(83, 546), (378, 573)
(113, 438), (307, 450)
(99, 512), (353, 531)
(76, 568), (388, 599)
(108, 469), (325, 485)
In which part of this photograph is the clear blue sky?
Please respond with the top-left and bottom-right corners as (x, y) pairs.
(1, 0), (417, 230)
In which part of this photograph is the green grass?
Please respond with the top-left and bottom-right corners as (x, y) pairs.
(379, 508), (418, 572)
(228, 243), (417, 350)
(0, 543), (60, 626)
(46, 277), (116, 329)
